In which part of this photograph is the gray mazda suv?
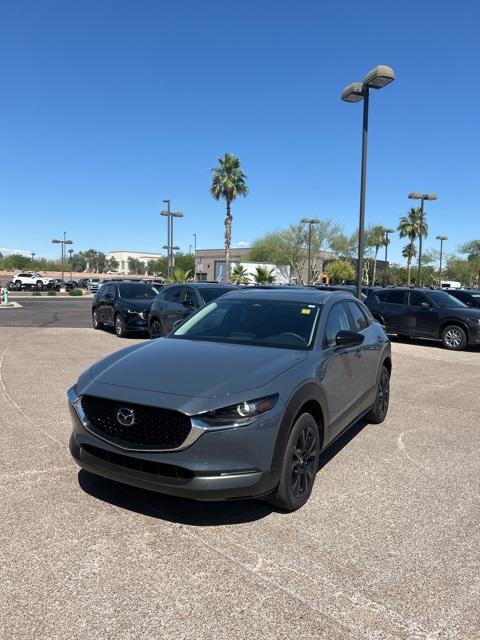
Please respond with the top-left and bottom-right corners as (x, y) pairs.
(68, 288), (391, 510)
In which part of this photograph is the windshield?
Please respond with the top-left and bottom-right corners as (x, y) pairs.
(172, 298), (322, 349)
(200, 287), (234, 303)
(428, 291), (467, 308)
(118, 283), (158, 299)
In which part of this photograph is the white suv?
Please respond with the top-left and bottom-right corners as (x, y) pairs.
(13, 272), (54, 287)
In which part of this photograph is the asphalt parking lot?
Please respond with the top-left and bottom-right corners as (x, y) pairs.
(1, 301), (479, 639)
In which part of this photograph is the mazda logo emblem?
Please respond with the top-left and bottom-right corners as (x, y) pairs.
(116, 407), (135, 426)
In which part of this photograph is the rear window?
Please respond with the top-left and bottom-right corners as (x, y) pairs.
(118, 283), (158, 299)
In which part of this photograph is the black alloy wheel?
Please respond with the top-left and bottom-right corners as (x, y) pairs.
(267, 413), (320, 511)
(366, 366), (390, 424)
(150, 319), (163, 339)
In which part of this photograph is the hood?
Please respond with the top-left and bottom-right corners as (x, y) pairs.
(80, 338), (307, 400)
(119, 297), (154, 311)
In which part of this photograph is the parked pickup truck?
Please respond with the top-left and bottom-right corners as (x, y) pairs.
(13, 272), (54, 288)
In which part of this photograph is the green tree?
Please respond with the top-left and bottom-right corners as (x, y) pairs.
(324, 259), (355, 284)
(128, 257), (146, 275)
(401, 243), (417, 285)
(459, 239), (480, 261)
(230, 264), (250, 284)
(173, 252), (195, 273)
(210, 153), (249, 281)
(168, 267), (192, 283)
(398, 207), (428, 286)
(2, 254), (32, 270)
(253, 266), (276, 284)
(366, 225), (387, 285)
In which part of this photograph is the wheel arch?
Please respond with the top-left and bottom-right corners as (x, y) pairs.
(271, 383), (328, 472)
(438, 319), (469, 340)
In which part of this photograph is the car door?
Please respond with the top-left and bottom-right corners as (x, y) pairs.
(404, 291), (438, 336)
(344, 299), (380, 409)
(97, 285), (113, 324)
(162, 286), (185, 332)
(181, 287), (200, 319)
(320, 301), (361, 441)
(375, 290), (408, 333)
(103, 284), (117, 325)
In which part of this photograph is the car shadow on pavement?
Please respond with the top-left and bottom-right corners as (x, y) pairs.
(78, 469), (276, 525)
(78, 416), (369, 526)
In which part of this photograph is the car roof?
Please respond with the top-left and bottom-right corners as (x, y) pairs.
(163, 282), (236, 288)
(219, 287), (352, 303)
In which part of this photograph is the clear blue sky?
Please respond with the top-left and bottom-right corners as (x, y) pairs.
(1, 0), (478, 264)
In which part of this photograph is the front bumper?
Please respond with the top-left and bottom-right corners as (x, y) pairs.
(468, 323), (480, 345)
(68, 388), (281, 501)
(124, 313), (149, 331)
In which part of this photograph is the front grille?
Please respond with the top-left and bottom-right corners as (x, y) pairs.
(81, 395), (192, 450)
(81, 444), (194, 479)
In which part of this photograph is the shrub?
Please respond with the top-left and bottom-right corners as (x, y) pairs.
(32, 290), (42, 296)
(69, 288), (83, 296)
(47, 289), (57, 296)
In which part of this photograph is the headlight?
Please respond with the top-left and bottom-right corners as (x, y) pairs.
(468, 317), (480, 325)
(196, 395), (278, 427)
(127, 309), (148, 319)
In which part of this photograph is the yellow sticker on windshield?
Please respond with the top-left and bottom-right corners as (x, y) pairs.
(301, 308), (311, 315)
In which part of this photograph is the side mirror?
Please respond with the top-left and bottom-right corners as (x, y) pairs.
(335, 330), (364, 348)
(183, 300), (195, 309)
(173, 319), (184, 330)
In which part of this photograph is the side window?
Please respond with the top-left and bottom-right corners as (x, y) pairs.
(374, 291), (388, 302)
(384, 291), (407, 305)
(323, 303), (351, 348)
(100, 284), (113, 297)
(182, 288), (197, 305)
(164, 286), (182, 303)
(345, 301), (370, 331)
(409, 291), (430, 306)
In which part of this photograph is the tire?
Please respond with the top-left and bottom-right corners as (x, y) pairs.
(149, 318), (164, 339)
(267, 413), (320, 511)
(366, 365), (390, 424)
(36, 280), (43, 288)
(114, 313), (128, 338)
(441, 324), (467, 351)
(92, 308), (103, 330)
(15, 280), (22, 286)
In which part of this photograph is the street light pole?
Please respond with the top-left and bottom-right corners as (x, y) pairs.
(382, 227), (395, 286)
(51, 233), (73, 284)
(301, 218), (320, 285)
(161, 200), (184, 279)
(193, 233), (197, 281)
(31, 252), (36, 263)
(436, 235), (448, 287)
(408, 192), (438, 287)
(342, 65), (395, 299)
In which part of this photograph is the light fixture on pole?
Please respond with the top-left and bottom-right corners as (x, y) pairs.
(408, 192), (438, 286)
(342, 65), (395, 299)
(31, 252), (36, 262)
(300, 218), (320, 285)
(51, 232), (73, 283)
(436, 235), (448, 287)
(381, 227), (395, 286)
(161, 200), (184, 279)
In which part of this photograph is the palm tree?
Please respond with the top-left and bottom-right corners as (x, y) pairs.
(367, 225), (387, 285)
(398, 207), (428, 286)
(254, 266), (276, 285)
(210, 153), (249, 282)
(401, 243), (417, 286)
(230, 264), (250, 285)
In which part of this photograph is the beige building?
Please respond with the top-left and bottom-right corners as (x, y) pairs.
(195, 248), (335, 283)
(107, 250), (165, 274)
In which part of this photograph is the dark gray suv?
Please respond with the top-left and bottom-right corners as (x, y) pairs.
(68, 288), (391, 510)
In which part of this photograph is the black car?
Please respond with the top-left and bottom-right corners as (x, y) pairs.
(446, 289), (480, 309)
(365, 287), (480, 350)
(148, 282), (236, 338)
(92, 281), (160, 337)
